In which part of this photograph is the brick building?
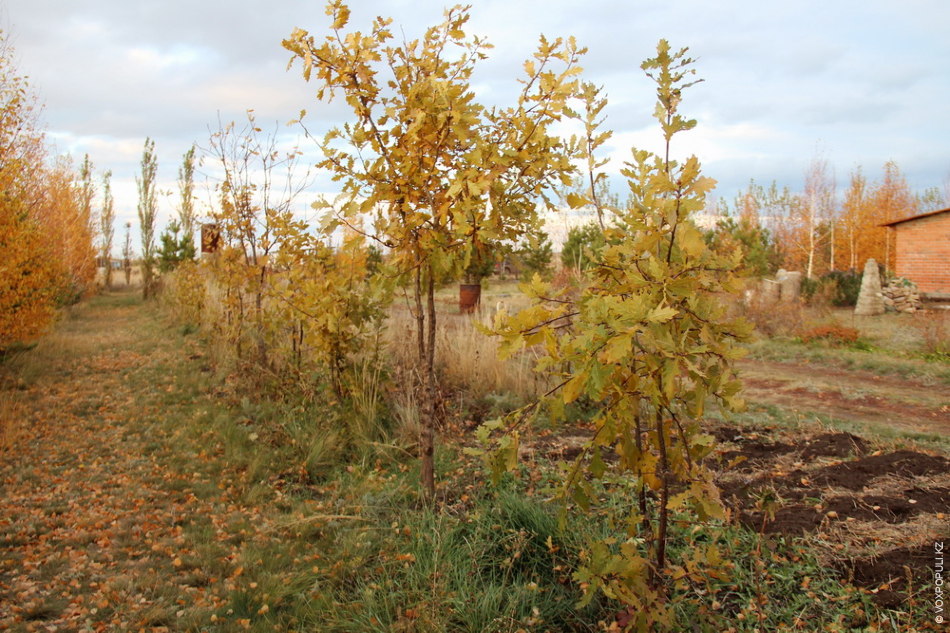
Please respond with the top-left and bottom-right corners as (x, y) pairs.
(882, 207), (950, 294)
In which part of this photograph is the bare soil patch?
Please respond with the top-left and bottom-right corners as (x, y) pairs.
(705, 420), (949, 609)
(739, 359), (950, 434)
(836, 543), (940, 608)
(527, 418), (948, 611)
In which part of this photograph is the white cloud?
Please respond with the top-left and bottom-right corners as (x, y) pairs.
(3, 0), (948, 239)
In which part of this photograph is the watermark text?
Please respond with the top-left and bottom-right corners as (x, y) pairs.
(935, 541), (944, 625)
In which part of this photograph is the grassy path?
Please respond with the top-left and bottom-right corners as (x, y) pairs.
(0, 292), (296, 632)
(1, 291), (941, 632)
(0, 291), (613, 633)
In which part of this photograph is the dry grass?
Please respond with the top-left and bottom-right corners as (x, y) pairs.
(909, 310), (949, 355)
(384, 306), (549, 404)
(95, 266), (143, 290)
(388, 377), (423, 449)
(0, 394), (21, 451)
(726, 288), (809, 338)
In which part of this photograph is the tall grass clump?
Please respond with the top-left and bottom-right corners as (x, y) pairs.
(910, 310), (949, 360)
(386, 308), (550, 405)
(292, 477), (616, 632)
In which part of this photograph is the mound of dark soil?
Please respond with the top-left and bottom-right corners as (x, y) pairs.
(706, 424), (778, 444)
(718, 440), (795, 472)
(791, 450), (949, 491)
(798, 432), (868, 460)
(837, 542), (946, 608)
(739, 505), (822, 535)
(741, 487), (950, 535)
(721, 450), (949, 503)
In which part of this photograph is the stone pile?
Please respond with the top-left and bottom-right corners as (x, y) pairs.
(882, 278), (922, 313)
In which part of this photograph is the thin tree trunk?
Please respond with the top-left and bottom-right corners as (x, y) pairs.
(255, 264), (268, 368)
(141, 264), (152, 299)
(634, 408), (650, 536)
(419, 264), (437, 499)
(848, 227), (856, 270)
(426, 264), (437, 379)
(654, 410), (669, 588)
(412, 258), (435, 499)
(885, 231), (891, 273)
(829, 223), (835, 272)
(415, 264), (425, 364)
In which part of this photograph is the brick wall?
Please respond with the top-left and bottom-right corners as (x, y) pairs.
(893, 211), (950, 293)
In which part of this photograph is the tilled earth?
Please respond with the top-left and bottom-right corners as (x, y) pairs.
(711, 424), (949, 609)
(529, 422), (949, 611)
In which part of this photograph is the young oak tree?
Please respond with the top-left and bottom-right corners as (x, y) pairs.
(484, 42), (750, 629)
(283, 1), (584, 497)
(570, 81), (613, 232)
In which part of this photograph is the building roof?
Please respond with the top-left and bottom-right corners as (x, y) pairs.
(881, 207), (950, 227)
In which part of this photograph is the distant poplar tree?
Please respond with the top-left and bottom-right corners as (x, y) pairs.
(100, 170), (115, 288)
(137, 137), (158, 298)
(177, 144), (197, 243)
(79, 154), (96, 237)
(122, 221), (134, 286)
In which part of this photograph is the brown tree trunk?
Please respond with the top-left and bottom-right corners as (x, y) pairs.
(653, 410), (669, 588)
(141, 265), (152, 300)
(421, 266), (438, 499)
(414, 264), (425, 365)
(634, 408), (650, 536)
(414, 260), (436, 499)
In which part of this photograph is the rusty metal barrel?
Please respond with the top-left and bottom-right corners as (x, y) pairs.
(459, 283), (481, 313)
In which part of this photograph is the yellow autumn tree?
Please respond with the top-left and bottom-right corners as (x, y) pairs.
(0, 33), (96, 348)
(776, 157), (835, 278)
(284, 1), (584, 496)
(33, 157), (97, 301)
(870, 160), (916, 272)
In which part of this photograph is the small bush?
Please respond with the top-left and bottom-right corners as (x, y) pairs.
(800, 276), (823, 303)
(737, 293), (806, 338)
(822, 269), (863, 306)
(910, 311), (949, 359)
(160, 260), (206, 327)
(799, 324), (860, 346)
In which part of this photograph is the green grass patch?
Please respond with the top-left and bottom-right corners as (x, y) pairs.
(747, 338), (950, 384)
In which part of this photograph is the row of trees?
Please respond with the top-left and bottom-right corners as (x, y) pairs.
(157, 4), (748, 628)
(79, 136), (200, 299)
(0, 23), (204, 349)
(0, 34), (97, 349)
(706, 159), (946, 279)
(524, 155), (945, 284)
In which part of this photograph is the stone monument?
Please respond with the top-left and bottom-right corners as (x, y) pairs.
(854, 258), (885, 316)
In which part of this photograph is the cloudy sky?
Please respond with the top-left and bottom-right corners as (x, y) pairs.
(4, 0), (950, 238)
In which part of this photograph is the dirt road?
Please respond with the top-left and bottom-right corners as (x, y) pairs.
(738, 359), (950, 435)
